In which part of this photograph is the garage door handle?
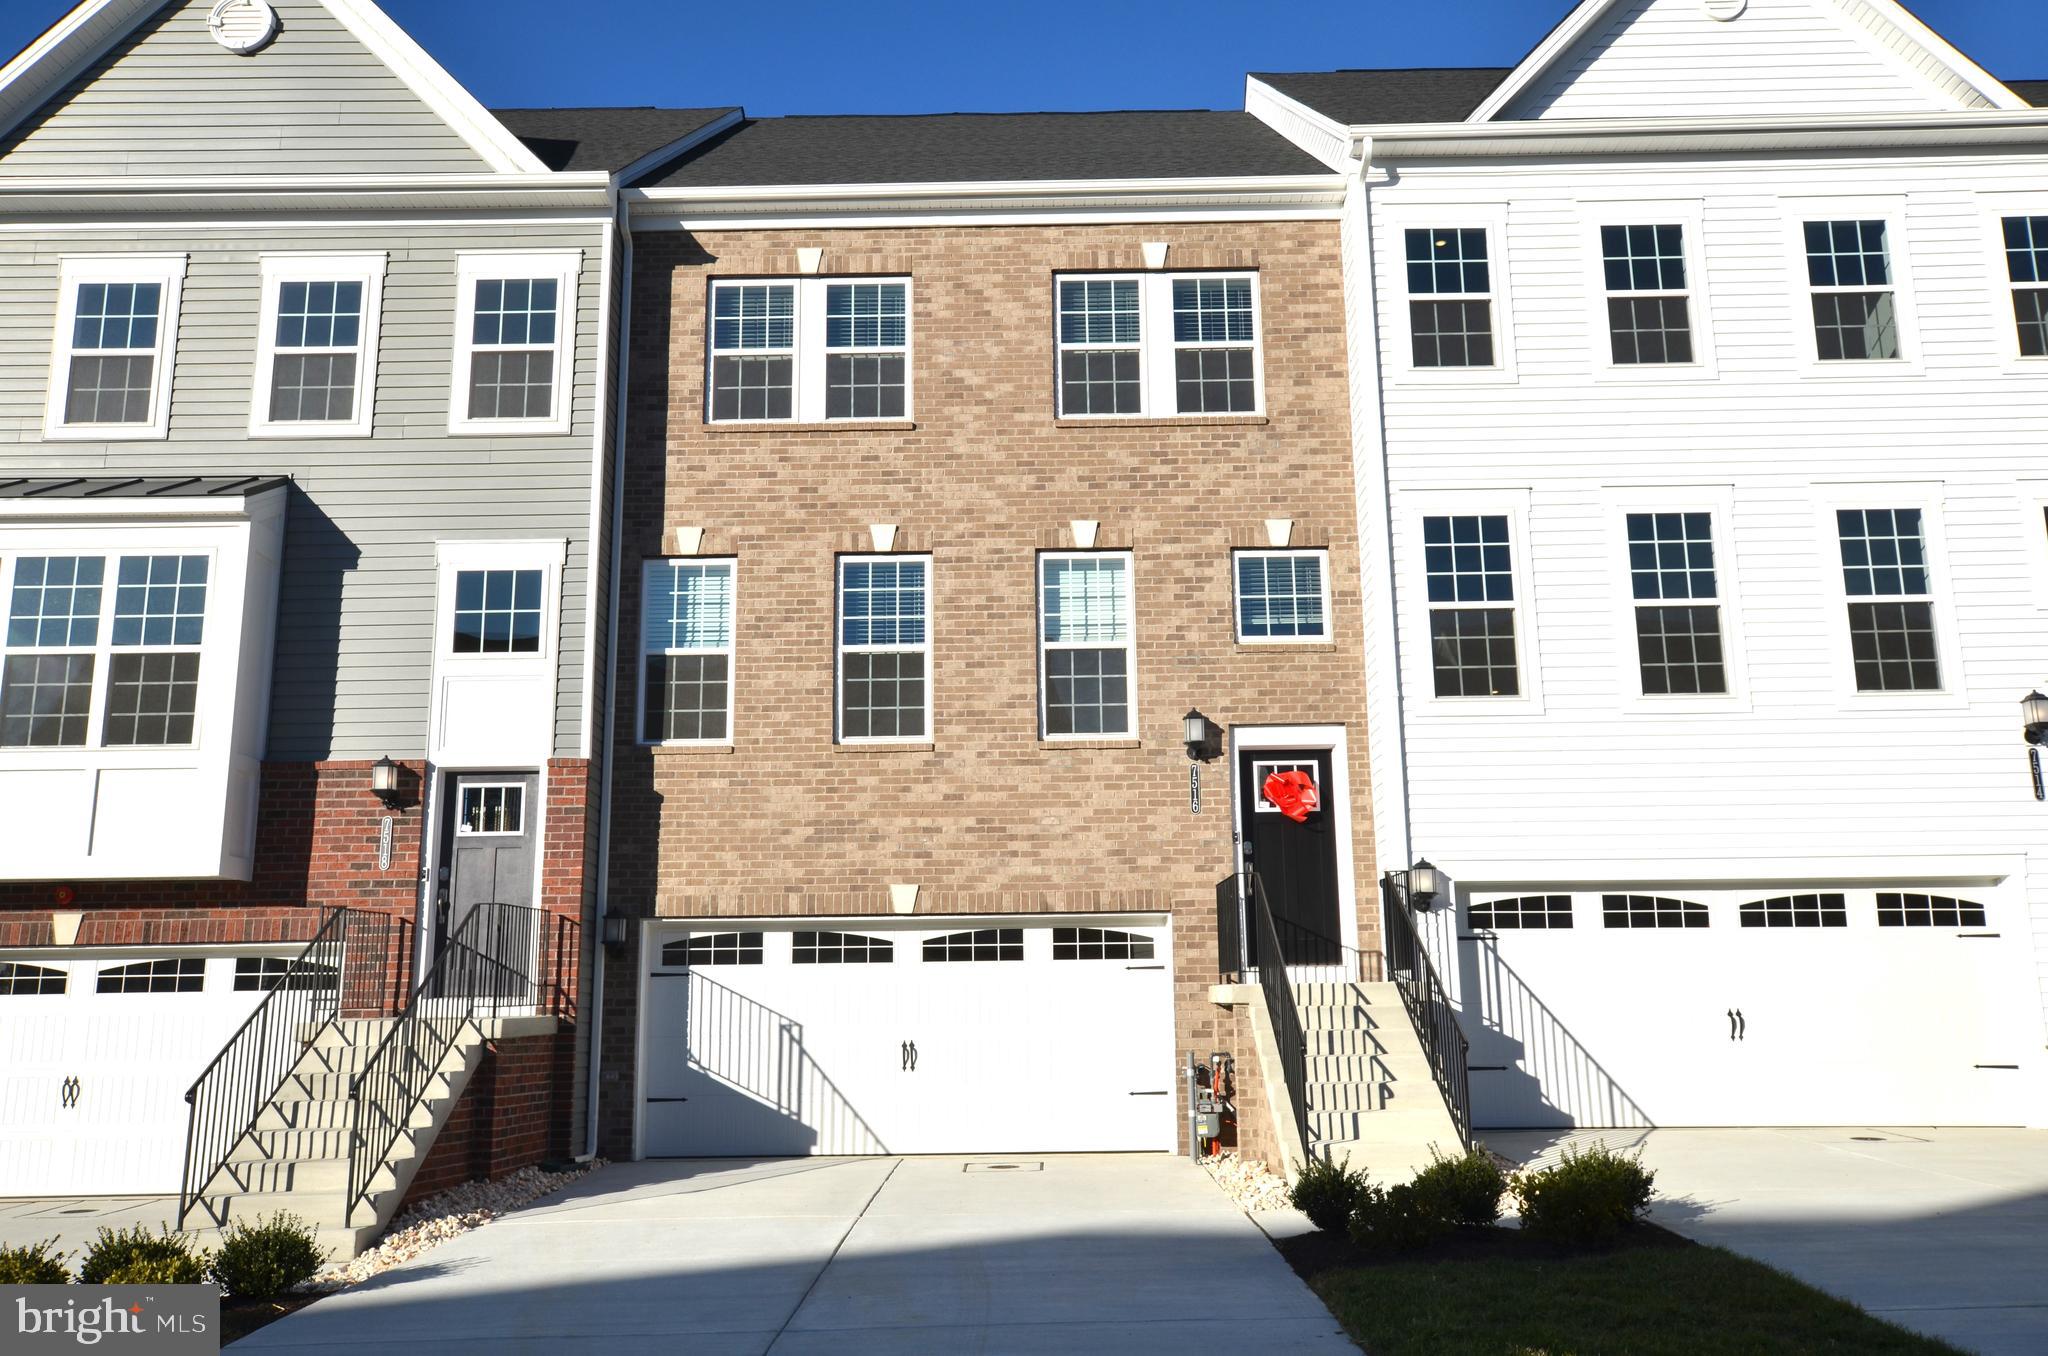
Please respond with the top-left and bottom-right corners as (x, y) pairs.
(1727, 1008), (1745, 1042)
(61, 1076), (80, 1109)
(901, 1040), (918, 1072)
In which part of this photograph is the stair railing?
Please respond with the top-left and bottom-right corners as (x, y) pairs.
(178, 907), (405, 1228)
(344, 903), (576, 1228)
(1380, 872), (1472, 1149)
(1215, 872), (1385, 984)
(1244, 869), (1313, 1162)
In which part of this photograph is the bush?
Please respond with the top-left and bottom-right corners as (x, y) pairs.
(1509, 1142), (1656, 1246)
(78, 1226), (208, 1286)
(207, 1213), (325, 1301)
(1410, 1146), (1506, 1227)
(1347, 1181), (1448, 1253)
(1289, 1156), (1372, 1234)
(0, 1239), (70, 1284)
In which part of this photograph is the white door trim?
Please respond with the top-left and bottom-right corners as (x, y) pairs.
(1227, 723), (1361, 961)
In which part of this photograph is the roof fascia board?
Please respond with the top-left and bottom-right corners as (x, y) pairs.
(320, 0), (552, 174)
(1355, 107), (2048, 158)
(0, 0), (158, 146)
(1466, 0), (1621, 122)
(612, 108), (746, 188)
(1244, 75), (1358, 172)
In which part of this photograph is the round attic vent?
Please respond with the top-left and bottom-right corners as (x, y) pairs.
(208, 0), (280, 55)
(1702, 0), (1747, 20)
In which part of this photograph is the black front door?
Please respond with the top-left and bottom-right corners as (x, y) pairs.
(1238, 748), (1341, 965)
(435, 772), (539, 957)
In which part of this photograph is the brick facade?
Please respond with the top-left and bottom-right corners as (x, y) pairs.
(601, 220), (1369, 1165)
(401, 1027), (578, 1207)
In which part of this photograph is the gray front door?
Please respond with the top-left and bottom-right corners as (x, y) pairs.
(436, 772), (538, 955)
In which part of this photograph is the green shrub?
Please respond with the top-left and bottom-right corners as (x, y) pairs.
(1347, 1181), (1448, 1253)
(78, 1226), (207, 1286)
(0, 1239), (70, 1284)
(1289, 1156), (1372, 1234)
(1509, 1142), (1656, 1246)
(207, 1213), (325, 1300)
(1410, 1146), (1506, 1227)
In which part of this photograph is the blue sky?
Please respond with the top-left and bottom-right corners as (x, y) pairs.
(4, 1), (2045, 116)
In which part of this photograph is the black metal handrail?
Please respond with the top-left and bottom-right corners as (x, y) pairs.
(1245, 869), (1313, 1161)
(1216, 872), (1385, 983)
(344, 903), (576, 1226)
(178, 907), (404, 1228)
(1380, 873), (1472, 1149)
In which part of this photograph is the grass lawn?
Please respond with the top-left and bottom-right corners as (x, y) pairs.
(1280, 1225), (1963, 1356)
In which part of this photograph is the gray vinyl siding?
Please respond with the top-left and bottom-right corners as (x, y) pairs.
(0, 219), (607, 760)
(0, 0), (490, 177)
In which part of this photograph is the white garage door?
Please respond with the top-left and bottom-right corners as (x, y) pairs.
(1458, 885), (2036, 1128)
(641, 918), (1176, 1157)
(0, 951), (283, 1196)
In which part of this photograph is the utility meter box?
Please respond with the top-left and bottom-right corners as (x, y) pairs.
(1195, 1111), (1224, 1138)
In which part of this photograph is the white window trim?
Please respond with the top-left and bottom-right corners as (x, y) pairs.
(433, 540), (563, 666)
(1232, 547), (1333, 645)
(705, 276), (915, 425)
(1975, 198), (2048, 373)
(1581, 202), (1719, 382)
(1811, 486), (1965, 711)
(249, 252), (387, 439)
(44, 254), (188, 442)
(2017, 480), (2048, 612)
(835, 552), (932, 745)
(637, 556), (736, 748)
(1783, 202), (1921, 378)
(1405, 489), (1543, 714)
(1052, 271), (1265, 418)
(454, 781), (527, 837)
(0, 543), (217, 753)
(1600, 486), (1749, 713)
(448, 251), (580, 437)
(1037, 549), (1139, 741)
(1382, 205), (1519, 386)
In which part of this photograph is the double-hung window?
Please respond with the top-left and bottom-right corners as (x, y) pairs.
(1804, 221), (1900, 361)
(1422, 515), (1519, 697)
(46, 255), (185, 440)
(253, 254), (385, 437)
(1836, 508), (1940, 692)
(451, 252), (578, 435)
(1234, 549), (1329, 643)
(1054, 272), (1261, 417)
(642, 559), (735, 744)
(2002, 216), (2048, 358)
(1405, 228), (1495, 368)
(1, 551), (209, 749)
(1626, 512), (1726, 695)
(837, 555), (929, 742)
(451, 569), (543, 655)
(708, 277), (911, 423)
(1602, 225), (1693, 365)
(1039, 552), (1135, 738)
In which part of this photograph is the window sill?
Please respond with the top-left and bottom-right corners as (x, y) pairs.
(647, 743), (735, 755)
(1039, 738), (1142, 751)
(834, 741), (935, 753)
(1235, 639), (1337, 652)
(1053, 416), (1267, 429)
(702, 420), (916, 433)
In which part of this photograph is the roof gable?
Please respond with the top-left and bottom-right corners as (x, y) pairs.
(0, 0), (546, 178)
(1475, 0), (2027, 122)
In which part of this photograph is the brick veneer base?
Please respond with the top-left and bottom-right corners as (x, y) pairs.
(400, 1026), (578, 1208)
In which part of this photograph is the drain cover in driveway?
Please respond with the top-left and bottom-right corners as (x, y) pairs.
(963, 1161), (1043, 1172)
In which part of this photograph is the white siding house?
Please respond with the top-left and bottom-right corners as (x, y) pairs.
(1253, 0), (2048, 1130)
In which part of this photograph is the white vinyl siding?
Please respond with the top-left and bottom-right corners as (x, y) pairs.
(44, 255), (185, 440)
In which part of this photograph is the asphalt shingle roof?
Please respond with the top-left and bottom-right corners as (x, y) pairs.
(636, 110), (1330, 189)
(1252, 69), (1512, 126)
(491, 106), (739, 174)
(2007, 80), (2048, 107)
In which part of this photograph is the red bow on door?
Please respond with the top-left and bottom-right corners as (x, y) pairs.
(1262, 770), (1320, 823)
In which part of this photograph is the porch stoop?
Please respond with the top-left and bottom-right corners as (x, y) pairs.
(1294, 981), (1462, 1182)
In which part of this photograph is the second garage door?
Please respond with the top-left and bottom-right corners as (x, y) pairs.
(640, 917), (1176, 1157)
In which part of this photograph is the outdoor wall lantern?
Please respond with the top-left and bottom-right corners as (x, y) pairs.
(601, 914), (630, 950)
(1183, 709), (1223, 762)
(1406, 858), (1442, 910)
(369, 756), (403, 809)
(2025, 691), (2048, 746)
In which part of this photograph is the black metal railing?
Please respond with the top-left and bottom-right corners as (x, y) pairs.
(1215, 871), (1386, 984)
(1380, 873), (1472, 1149)
(178, 907), (406, 1228)
(1245, 869), (1312, 1160)
(344, 903), (576, 1226)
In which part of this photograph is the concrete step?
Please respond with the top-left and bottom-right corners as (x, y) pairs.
(223, 1155), (350, 1194)
(1311, 1052), (1431, 1082)
(1315, 1137), (1457, 1183)
(300, 1018), (399, 1048)
(1308, 1082), (1392, 1112)
(274, 1071), (355, 1102)
(1309, 1106), (1458, 1142)
(1295, 981), (1402, 1004)
(1304, 1029), (1398, 1056)
(242, 1127), (351, 1160)
(195, 1178), (404, 1232)
(255, 1098), (354, 1131)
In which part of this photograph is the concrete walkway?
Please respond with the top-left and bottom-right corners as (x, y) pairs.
(1487, 1126), (2048, 1356)
(235, 1155), (1356, 1354)
(0, 1195), (178, 1255)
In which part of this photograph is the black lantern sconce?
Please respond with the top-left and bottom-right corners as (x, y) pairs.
(1406, 858), (1442, 911)
(369, 756), (404, 809)
(601, 914), (630, 952)
(2025, 691), (2048, 747)
(1183, 709), (1223, 762)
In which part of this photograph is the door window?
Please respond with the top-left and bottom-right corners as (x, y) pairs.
(0, 961), (66, 995)
(457, 783), (525, 835)
(792, 930), (894, 964)
(1251, 759), (1319, 812)
(95, 958), (204, 993)
(922, 928), (1023, 962)
(663, 932), (764, 966)
(1051, 927), (1154, 960)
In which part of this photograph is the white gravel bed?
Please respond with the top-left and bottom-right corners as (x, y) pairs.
(302, 1161), (604, 1292)
(1202, 1150), (1296, 1212)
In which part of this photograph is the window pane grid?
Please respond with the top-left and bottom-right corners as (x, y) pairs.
(1602, 895), (1709, 929)
(112, 554), (207, 648)
(0, 653), (94, 747)
(9, 556), (103, 648)
(643, 561), (733, 744)
(1470, 895), (1573, 929)
(922, 928), (1024, 962)
(1876, 892), (1986, 928)
(665, 932), (763, 967)
(793, 930), (894, 964)
(2004, 217), (2048, 356)
(839, 558), (929, 742)
(1805, 221), (1899, 361)
(0, 961), (67, 995)
(1740, 893), (1847, 928)
(276, 281), (362, 351)
(97, 957), (204, 993)
(1052, 926), (1155, 960)
(1837, 508), (1938, 692)
(452, 569), (543, 655)
(72, 282), (161, 351)
(1406, 228), (1490, 295)
(1236, 552), (1327, 641)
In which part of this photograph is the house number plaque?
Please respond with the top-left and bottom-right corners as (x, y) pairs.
(1189, 762), (1202, 814)
(378, 815), (394, 870)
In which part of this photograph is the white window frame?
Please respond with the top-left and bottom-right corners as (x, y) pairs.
(1582, 202), (1717, 381)
(44, 254), (187, 441)
(1978, 199), (2048, 371)
(249, 252), (387, 439)
(2017, 481), (2048, 611)
(1784, 203), (1919, 377)
(433, 541), (561, 666)
(705, 276), (915, 425)
(0, 544), (217, 752)
(1601, 487), (1748, 712)
(638, 556), (736, 748)
(1037, 550), (1138, 741)
(1405, 490), (1542, 713)
(1052, 271), (1264, 418)
(835, 553), (932, 745)
(1812, 486), (1964, 710)
(1232, 548), (1332, 645)
(448, 251), (580, 437)
(1382, 206), (1518, 385)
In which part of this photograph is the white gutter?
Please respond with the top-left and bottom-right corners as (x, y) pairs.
(0, 171), (612, 193)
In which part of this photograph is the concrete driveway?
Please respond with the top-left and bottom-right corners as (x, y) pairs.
(235, 1155), (1354, 1354)
(1487, 1127), (2048, 1356)
(0, 1195), (178, 1254)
